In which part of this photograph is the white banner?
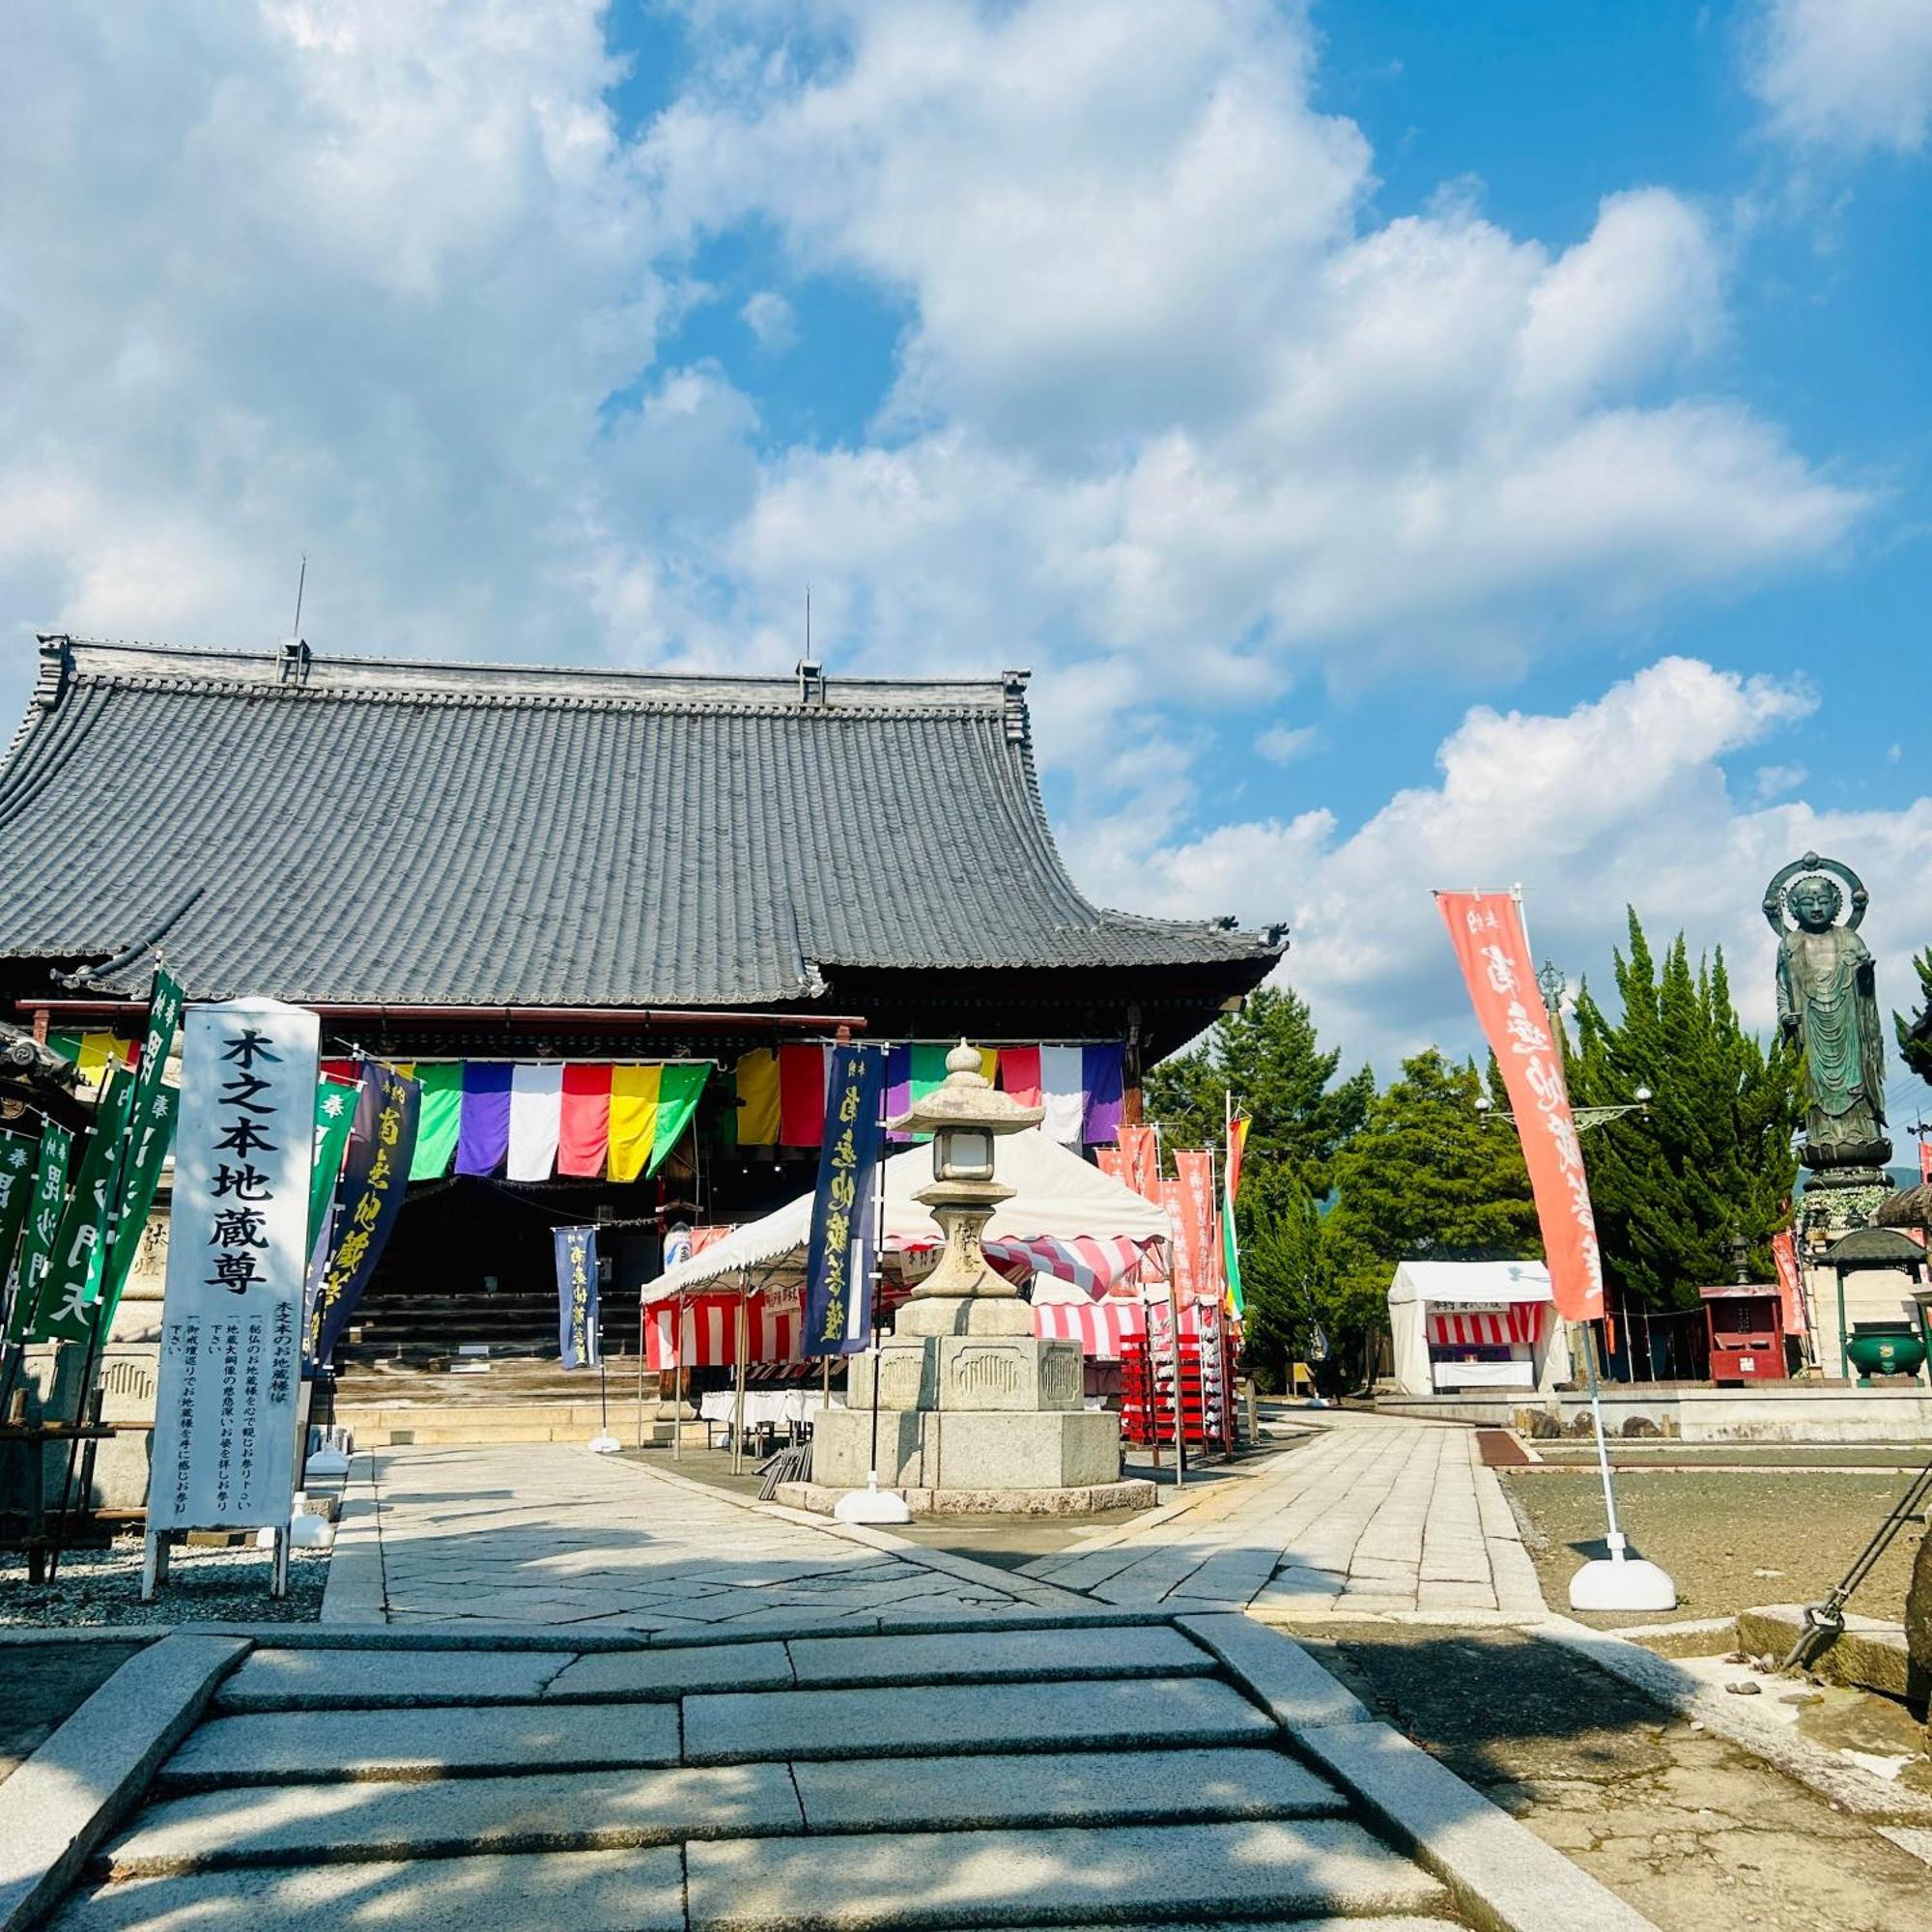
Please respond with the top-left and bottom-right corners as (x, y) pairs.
(147, 999), (319, 1531)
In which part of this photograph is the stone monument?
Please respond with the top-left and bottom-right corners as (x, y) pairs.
(805, 1042), (1152, 1514)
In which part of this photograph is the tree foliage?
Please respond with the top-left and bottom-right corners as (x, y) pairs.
(1898, 947), (1932, 1088)
(1568, 910), (1802, 1311)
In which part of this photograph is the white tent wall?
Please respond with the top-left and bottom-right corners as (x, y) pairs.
(1386, 1261), (1569, 1396)
(645, 1127), (1172, 1302)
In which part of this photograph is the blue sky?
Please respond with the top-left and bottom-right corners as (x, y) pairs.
(2, 0), (1928, 1100)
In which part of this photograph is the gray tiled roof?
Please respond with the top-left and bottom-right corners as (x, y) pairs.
(0, 639), (1281, 1006)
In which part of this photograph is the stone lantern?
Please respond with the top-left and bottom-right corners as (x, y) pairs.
(807, 1041), (1148, 1513)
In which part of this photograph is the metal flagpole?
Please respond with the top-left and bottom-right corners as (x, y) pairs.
(672, 1291), (684, 1462)
(732, 1280), (749, 1474)
(866, 1065), (887, 1492)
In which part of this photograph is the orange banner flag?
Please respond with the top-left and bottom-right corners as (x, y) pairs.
(1435, 890), (1604, 1323)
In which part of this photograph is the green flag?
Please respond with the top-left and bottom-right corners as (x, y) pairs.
(308, 1075), (359, 1252)
(32, 1067), (132, 1344)
(646, 1063), (710, 1177)
(0, 1128), (39, 1297)
(410, 1062), (463, 1179)
(91, 1085), (180, 1334)
(4, 1122), (74, 1344)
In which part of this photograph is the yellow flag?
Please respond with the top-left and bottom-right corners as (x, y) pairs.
(734, 1049), (781, 1146)
(609, 1065), (663, 1182)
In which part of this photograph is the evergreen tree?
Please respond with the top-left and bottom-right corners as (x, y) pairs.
(1143, 983), (1372, 1194)
(1321, 1049), (1540, 1364)
(1569, 909), (1801, 1310)
(1898, 948), (1932, 1087)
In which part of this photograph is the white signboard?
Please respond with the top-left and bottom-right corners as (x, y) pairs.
(146, 999), (319, 1533)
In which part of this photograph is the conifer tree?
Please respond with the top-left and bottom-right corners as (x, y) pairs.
(1898, 948), (1932, 1087)
(1569, 910), (1801, 1310)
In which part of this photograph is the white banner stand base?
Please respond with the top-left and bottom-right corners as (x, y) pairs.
(1569, 1533), (1676, 1612)
(835, 1475), (912, 1524)
(587, 1434), (621, 1455)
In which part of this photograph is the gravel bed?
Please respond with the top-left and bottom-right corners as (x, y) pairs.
(0, 1533), (328, 1626)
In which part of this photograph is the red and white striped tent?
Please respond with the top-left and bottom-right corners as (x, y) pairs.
(1387, 1260), (1572, 1396)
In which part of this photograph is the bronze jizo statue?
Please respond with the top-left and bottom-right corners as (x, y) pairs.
(1763, 853), (1890, 1171)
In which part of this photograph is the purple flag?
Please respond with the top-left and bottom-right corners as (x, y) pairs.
(455, 1063), (513, 1175)
(884, 1042), (913, 1142)
(1083, 1042), (1125, 1146)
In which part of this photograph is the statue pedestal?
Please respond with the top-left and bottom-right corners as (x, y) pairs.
(810, 1292), (1151, 1514)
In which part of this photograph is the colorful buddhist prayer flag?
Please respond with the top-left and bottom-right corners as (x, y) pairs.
(454, 1063), (513, 1176)
(410, 1063), (464, 1179)
(45, 1031), (138, 1083)
(1118, 1123), (1160, 1203)
(1223, 1112), (1251, 1320)
(554, 1226), (599, 1369)
(4, 1124), (72, 1344)
(732, 1047), (781, 1146)
(778, 1043), (827, 1148)
(507, 1064), (564, 1181)
(804, 1044), (885, 1356)
(559, 1064), (613, 1176)
(999, 1044), (1043, 1107)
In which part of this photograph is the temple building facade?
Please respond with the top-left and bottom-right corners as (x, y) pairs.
(0, 635), (1281, 1441)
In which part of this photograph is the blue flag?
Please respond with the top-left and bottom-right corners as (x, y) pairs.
(554, 1225), (600, 1369)
(804, 1044), (886, 1357)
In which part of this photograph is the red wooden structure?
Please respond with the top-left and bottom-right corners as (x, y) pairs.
(1698, 1283), (1790, 1384)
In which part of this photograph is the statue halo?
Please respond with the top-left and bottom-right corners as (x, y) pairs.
(1761, 851), (1869, 933)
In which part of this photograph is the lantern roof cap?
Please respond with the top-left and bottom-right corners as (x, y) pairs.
(890, 1037), (1044, 1138)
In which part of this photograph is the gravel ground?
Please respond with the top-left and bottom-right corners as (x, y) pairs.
(1502, 1466), (1923, 1628)
(0, 1534), (328, 1626)
(1290, 1621), (1932, 1932)
(1530, 1442), (1932, 1470)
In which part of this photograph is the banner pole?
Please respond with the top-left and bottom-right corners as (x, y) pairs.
(672, 1292), (683, 1462)
(867, 1065), (886, 1492)
(732, 1282), (748, 1474)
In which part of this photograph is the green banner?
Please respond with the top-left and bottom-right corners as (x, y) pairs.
(31, 1067), (132, 1344)
(410, 1062), (463, 1179)
(645, 1063), (710, 1178)
(90, 1084), (180, 1336)
(308, 1075), (359, 1253)
(126, 970), (184, 1140)
(4, 1122), (74, 1344)
(0, 1128), (39, 1299)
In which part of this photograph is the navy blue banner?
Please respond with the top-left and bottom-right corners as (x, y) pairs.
(554, 1225), (600, 1369)
(804, 1044), (885, 1357)
(304, 1060), (421, 1371)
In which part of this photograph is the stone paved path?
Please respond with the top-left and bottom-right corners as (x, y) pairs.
(365, 1444), (1056, 1630)
(1020, 1413), (1547, 1617)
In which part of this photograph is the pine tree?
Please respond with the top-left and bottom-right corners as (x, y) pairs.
(1143, 983), (1372, 1194)
(1569, 909), (1802, 1311)
(1898, 948), (1932, 1087)
(1322, 1048), (1541, 1347)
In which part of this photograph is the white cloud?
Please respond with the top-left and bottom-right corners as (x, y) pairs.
(740, 289), (798, 351)
(1256, 723), (1320, 765)
(1065, 657), (1932, 1089)
(1754, 761), (1806, 799)
(1749, 0), (1932, 155)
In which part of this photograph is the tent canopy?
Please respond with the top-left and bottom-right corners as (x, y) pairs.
(1385, 1261), (1552, 1308)
(646, 1127), (1170, 1301)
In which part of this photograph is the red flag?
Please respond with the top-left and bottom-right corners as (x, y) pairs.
(1094, 1145), (1126, 1182)
(1769, 1229), (1805, 1335)
(1435, 890), (1604, 1323)
(1160, 1177), (1197, 1300)
(1176, 1151), (1222, 1302)
(1118, 1123), (1161, 1204)
(1920, 1140), (1932, 1184)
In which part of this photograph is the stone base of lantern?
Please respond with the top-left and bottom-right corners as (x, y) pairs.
(777, 1473), (1156, 1517)
(809, 1405), (1126, 1496)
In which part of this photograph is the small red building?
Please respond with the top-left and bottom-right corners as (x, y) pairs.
(1697, 1282), (1790, 1384)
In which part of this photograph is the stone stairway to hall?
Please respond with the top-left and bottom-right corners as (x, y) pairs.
(49, 1618), (1478, 1932)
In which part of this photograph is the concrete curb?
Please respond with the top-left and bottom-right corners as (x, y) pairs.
(318, 1455), (384, 1626)
(1197, 1616), (1659, 1932)
(1535, 1612), (1932, 1824)
(0, 1633), (249, 1931)
(1296, 1719), (1660, 1932)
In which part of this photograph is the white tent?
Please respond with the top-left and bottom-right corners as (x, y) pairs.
(1386, 1260), (1572, 1396)
(645, 1127), (1172, 1301)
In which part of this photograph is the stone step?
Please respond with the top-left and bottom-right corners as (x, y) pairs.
(100, 1763), (802, 1876)
(158, 1701), (681, 1791)
(215, 1642), (793, 1711)
(785, 1624), (1213, 1689)
(683, 1674), (1274, 1765)
(99, 1746), (1344, 1878)
(49, 1848), (686, 1932)
(684, 1819), (1450, 1930)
